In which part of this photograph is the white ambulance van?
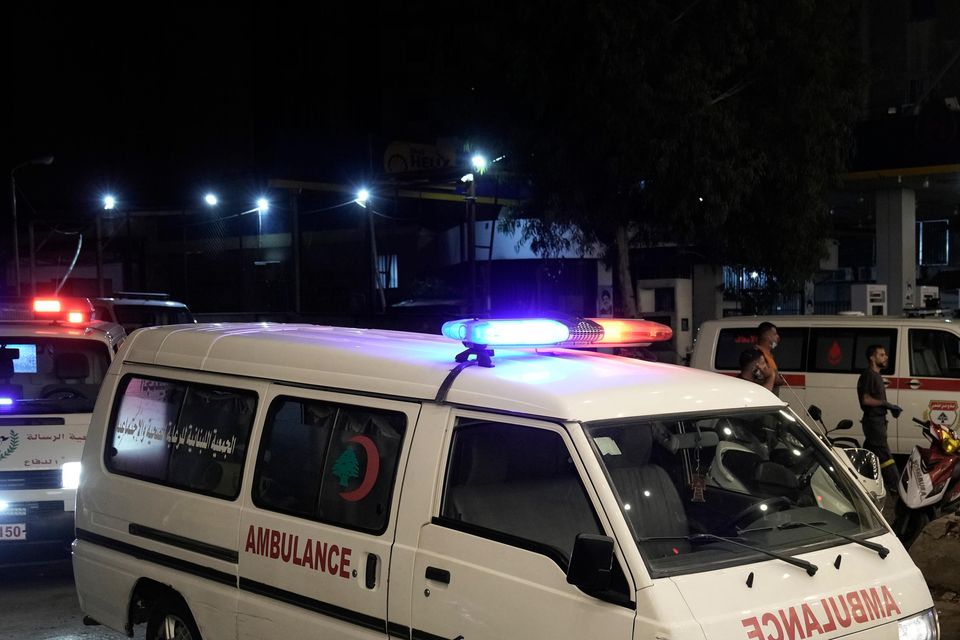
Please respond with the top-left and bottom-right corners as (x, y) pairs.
(74, 318), (939, 640)
(690, 314), (960, 456)
(91, 292), (195, 335)
(0, 297), (125, 564)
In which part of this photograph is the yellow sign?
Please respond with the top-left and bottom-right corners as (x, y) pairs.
(384, 141), (457, 174)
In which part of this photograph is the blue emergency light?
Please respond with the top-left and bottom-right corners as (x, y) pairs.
(441, 317), (673, 367)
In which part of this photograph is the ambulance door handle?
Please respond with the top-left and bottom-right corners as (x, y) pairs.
(909, 379), (921, 390)
(365, 553), (378, 589)
(425, 566), (451, 584)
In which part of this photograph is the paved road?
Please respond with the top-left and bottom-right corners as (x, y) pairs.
(0, 562), (137, 640)
(909, 515), (960, 637)
(1, 548), (958, 640)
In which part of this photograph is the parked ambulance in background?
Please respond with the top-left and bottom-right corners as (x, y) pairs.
(691, 314), (960, 457)
(0, 298), (125, 564)
(74, 317), (938, 639)
(91, 292), (194, 335)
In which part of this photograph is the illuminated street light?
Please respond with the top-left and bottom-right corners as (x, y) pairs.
(204, 193), (218, 206)
(10, 155), (54, 296)
(355, 188), (370, 208)
(471, 154), (487, 174)
(256, 197), (269, 213)
(103, 195), (116, 210)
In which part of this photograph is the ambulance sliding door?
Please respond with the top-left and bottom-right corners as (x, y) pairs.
(805, 327), (898, 447)
(236, 387), (420, 639)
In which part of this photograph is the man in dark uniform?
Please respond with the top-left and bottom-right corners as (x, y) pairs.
(857, 344), (902, 492)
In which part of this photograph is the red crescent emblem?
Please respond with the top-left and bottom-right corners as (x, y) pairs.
(339, 435), (380, 502)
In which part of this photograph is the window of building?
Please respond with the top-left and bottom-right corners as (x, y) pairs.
(253, 396), (406, 534)
(377, 254), (398, 289)
(918, 220), (949, 266)
(106, 376), (257, 499)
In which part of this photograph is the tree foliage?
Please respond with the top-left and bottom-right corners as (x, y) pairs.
(473, 0), (865, 307)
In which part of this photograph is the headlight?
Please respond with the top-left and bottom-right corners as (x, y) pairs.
(899, 608), (939, 640)
(61, 462), (82, 490)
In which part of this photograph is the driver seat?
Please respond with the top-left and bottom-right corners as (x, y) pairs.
(0, 355), (22, 400)
(41, 353), (98, 400)
(607, 427), (690, 556)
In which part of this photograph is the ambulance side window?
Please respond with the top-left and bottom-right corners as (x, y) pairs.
(439, 421), (602, 567)
(910, 329), (960, 378)
(809, 328), (896, 374)
(253, 396), (406, 534)
(106, 375), (257, 499)
(715, 328), (807, 371)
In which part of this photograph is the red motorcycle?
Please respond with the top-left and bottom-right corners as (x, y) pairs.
(892, 416), (960, 548)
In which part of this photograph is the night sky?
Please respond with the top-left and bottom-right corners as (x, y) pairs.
(3, 3), (490, 214)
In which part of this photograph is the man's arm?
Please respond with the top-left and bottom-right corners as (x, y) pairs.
(760, 368), (776, 391)
(860, 392), (886, 407)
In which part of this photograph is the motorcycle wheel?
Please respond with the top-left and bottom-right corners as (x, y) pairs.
(891, 502), (931, 549)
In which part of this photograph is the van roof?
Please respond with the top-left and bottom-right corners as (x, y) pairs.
(701, 314), (959, 327)
(94, 297), (190, 309)
(121, 323), (781, 422)
(0, 319), (126, 344)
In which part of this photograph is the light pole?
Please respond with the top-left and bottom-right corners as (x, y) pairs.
(464, 153), (486, 314)
(10, 156), (54, 296)
(256, 198), (269, 250)
(355, 188), (385, 313)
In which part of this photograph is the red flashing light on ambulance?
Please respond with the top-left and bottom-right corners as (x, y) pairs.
(32, 297), (94, 324)
(441, 316), (673, 367)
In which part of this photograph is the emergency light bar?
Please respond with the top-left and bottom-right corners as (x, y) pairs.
(32, 297), (93, 324)
(441, 317), (673, 350)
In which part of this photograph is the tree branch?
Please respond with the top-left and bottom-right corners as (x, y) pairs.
(709, 77), (756, 106)
(672, 0), (705, 24)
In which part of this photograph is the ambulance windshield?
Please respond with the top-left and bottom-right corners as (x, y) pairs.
(0, 337), (110, 414)
(585, 409), (886, 578)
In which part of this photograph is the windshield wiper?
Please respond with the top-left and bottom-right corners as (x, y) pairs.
(740, 520), (889, 559)
(638, 533), (818, 576)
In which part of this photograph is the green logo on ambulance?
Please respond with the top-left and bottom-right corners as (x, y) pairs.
(0, 430), (20, 461)
(928, 400), (958, 428)
(330, 436), (381, 502)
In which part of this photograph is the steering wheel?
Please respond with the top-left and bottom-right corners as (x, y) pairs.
(717, 496), (792, 533)
(41, 386), (88, 400)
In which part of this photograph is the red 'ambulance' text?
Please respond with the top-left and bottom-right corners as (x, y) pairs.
(741, 584), (901, 640)
(244, 525), (352, 579)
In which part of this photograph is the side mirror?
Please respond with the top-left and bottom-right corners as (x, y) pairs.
(566, 534), (613, 593)
(836, 419), (854, 431)
(840, 447), (886, 503)
(807, 405), (822, 422)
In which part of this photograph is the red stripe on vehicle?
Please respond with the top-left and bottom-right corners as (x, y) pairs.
(890, 377), (960, 392)
(780, 373), (806, 386)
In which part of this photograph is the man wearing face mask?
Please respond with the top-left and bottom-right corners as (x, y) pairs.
(755, 322), (781, 394)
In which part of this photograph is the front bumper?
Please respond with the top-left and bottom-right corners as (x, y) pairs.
(0, 501), (74, 566)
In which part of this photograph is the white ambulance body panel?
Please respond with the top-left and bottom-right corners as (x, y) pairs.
(73, 323), (939, 640)
(691, 314), (960, 455)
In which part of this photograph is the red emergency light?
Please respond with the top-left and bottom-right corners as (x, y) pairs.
(32, 297), (93, 324)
